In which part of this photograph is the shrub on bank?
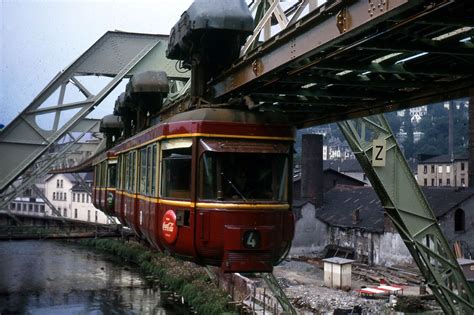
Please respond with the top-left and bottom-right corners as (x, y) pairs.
(79, 239), (235, 315)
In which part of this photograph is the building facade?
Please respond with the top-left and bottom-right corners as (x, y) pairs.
(44, 173), (110, 224)
(417, 154), (468, 187)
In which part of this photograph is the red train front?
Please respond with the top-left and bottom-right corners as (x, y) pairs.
(93, 108), (295, 272)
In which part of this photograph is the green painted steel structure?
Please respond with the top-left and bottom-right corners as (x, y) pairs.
(338, 115), (474, 314)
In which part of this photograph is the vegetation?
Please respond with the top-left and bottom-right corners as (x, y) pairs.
(79, 239), (236, 315)
(295, 100), (469, 161)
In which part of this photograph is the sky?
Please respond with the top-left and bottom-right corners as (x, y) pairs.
(0, 0), (193, 127)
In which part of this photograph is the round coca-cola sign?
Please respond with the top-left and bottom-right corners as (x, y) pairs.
(162, 210), (178, 243)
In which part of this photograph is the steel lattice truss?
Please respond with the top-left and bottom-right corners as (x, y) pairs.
(339, 115), (474, 314)
(0, 31), (189, 216)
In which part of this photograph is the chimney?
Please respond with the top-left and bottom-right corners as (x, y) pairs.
(448, 101), (454, 161)
(301, 134), (323, 207)
(470, 95), (474, 187)
(352, 209), (360, 225)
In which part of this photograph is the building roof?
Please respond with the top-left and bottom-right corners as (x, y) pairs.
(419, 153), (468, 164)
(315, 186), (385, 233)
(293, 168), (367, 186)
(323, 159), (363, 173)
(296, 186), (474, 233)
(421, 187), (474, 217)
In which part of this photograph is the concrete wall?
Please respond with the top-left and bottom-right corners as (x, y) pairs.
(377, 232), (413, 266)
(438, 197), (474, 257)
(290, 203), (327, 255)
(291, 203), (414, 266)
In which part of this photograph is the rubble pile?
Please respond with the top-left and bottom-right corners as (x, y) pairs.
(352, 263), (423, 285)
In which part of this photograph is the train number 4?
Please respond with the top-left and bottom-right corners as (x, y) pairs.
(243, 230), (260, 249)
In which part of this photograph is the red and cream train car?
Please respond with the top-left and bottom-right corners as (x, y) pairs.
(93, 108), (295, 272)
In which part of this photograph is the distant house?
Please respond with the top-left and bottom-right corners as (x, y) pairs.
(417, 153), (468, 187)
(44, 173), (111, 224)
(291, 186), (474, 266)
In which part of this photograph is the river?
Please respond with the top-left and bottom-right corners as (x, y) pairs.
(0, 240), (187, 314)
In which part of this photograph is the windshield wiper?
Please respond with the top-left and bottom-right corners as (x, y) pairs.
(221, 172), (247, 201)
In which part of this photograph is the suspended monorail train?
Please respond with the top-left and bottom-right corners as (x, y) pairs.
(93, 108), (295, 272)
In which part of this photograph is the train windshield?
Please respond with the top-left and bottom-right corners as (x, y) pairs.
(199, 141), (289, 202)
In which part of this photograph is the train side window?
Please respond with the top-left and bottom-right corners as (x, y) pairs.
(161, 140), (192, 199)
(94, 164), (100, 187)
(151, 144), (157, 196)
(139, 148), (147, 194)
(131, 151), (136, 192)
(101, 161), (107, 188)
(108, 162), (117, 188)
(125, 153), (131, 191)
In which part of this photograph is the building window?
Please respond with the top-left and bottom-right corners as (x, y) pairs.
(22, 203), (27, 211)
(63, 208), (67, 217)
(438, 178), (442, 186)
(28, 204), (33, 212)
(74, 209), (78, 219)
(431, 178), (435, 186)
(446, 166), (451, 173)
(34, 205), (39, 213)
(438, 166), (443, 173)
(95, 211), (98, 223)
(72, 193), (75, 202)
(461, 163), (465, 171)
(60, 180), (63, 188)
(40, 205), (45, 213)
(10, 203), (16, 210)
(454, 209), (465, 232)
(447, 178), (451, 186)
(64, 194), (67, 201)
(57, 179), (60, 188)
(423, 178), (427, 186)
(53, 192), (56, 200)
(82, 194), (85, 203)
(87, 210), (91, 221)
(423, 165), (427, 174)
(461, 178), (465, 187)
(431, 165), (435, 173)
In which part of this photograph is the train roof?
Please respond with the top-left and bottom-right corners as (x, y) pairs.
(110, 108), (295, 154)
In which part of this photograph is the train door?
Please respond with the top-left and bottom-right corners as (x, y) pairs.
(92, 163), (101, 208)
(156, 138), (196, 258)
(123, 150), (141, 235)
(105, 158), (117, 216)
(115, 154), (126, 222)
(137, 144), (158, 244)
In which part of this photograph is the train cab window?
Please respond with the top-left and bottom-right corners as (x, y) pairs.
(161, 140), (192, 199)
(198, 140), (289, 202)
(108, 162), (117, 188)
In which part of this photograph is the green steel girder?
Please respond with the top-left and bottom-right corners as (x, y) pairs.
(338, 115), (474, 315)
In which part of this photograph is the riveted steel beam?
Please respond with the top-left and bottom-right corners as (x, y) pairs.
(338, 114), (474, 314)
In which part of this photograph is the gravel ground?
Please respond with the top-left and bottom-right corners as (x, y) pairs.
(272, 260), (409, 314)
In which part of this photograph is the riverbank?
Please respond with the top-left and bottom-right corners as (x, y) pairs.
(79, 238), (236, 315)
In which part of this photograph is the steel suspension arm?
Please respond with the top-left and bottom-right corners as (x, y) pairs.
(338, 114), (474, 314)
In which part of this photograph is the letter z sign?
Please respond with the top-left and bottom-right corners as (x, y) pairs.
(372, 139), (386, 167)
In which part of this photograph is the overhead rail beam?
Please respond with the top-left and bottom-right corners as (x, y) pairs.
(208, 0), (474, 128)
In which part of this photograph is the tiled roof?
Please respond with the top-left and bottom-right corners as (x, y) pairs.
(419, 153), (468, 164)
(295, 186), (474, 232)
